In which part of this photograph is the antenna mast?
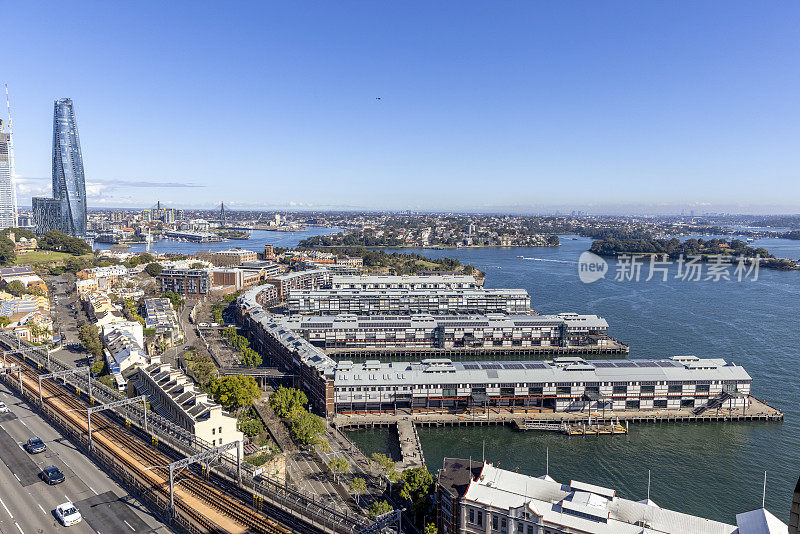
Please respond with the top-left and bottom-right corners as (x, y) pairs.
(5, 85), (17, 225)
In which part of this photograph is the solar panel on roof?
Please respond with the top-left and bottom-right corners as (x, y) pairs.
(634, 361), (660, 367)
(462, 364), (480, 370)
(502, 363), (524, 370)
(592, 362), (617, 368)
(481, 363), (503, 369)
(523, 362), (548, 369)
(655, 361), (680, 367)
(614, 361), (638, 367)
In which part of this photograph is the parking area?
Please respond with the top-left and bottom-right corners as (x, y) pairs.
(46, 273), (92, 368)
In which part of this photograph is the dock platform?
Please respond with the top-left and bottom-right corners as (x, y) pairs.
(334, 396), (782, 447)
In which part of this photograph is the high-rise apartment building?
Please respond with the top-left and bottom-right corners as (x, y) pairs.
(33, 98), (87, 237)
(0, 129), (16, 229)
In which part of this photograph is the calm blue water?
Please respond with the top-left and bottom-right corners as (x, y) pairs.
(346, 237), (800, 524)
(92, 227), (342, 254)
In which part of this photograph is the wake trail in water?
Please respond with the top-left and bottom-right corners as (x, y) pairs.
(521, 257), (578, 264)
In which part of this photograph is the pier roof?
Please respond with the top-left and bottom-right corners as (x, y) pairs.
(283, 313), (608, 331)
(332, 357), (751, 387)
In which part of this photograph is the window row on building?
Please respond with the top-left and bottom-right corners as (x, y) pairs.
(286, 287), (531, 316)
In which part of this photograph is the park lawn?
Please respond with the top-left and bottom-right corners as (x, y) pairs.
(14, 250), (94, 266)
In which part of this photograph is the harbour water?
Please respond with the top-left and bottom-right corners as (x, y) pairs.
(348, 236), (800, 523)
(92, 227), (342, 255)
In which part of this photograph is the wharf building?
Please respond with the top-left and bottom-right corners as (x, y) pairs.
(331, 274), (481, 290)
(286, 287), (532, 316)
(236, 287), (747, 417)
(330, 356), (751, 414)
(32, 99), (87, 237)
(279, 313), (613, 352)
(436, 459), (787, 534)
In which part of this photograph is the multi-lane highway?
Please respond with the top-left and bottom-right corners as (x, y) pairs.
(0, 380), (169, 534)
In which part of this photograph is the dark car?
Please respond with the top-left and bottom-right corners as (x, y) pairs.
(26, 437), (46, 454)
(41, 465), (65, 485)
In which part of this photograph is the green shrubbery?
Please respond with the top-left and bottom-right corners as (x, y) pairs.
(238, 409), (266, 437)
(221, 326), (262, 367)
(269, 386), (325, 446)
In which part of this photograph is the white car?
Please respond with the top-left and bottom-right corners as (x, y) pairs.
(0, 401), (8, 413)
(55, 502), (82, 527)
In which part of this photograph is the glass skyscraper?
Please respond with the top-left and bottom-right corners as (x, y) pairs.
(0, 129), (15, 229)
(33, 98), (87, 237)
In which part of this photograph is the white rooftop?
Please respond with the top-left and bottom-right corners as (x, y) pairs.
(459, 462), (786, 534)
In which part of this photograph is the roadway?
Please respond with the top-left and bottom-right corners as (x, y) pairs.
(47, 273), (91, 368)
(0, 380), (170, 534)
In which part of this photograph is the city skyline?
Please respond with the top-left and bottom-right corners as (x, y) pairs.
(4, 2), (800, 214)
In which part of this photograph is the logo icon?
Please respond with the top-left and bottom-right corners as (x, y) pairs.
(578, 251), (608, 284)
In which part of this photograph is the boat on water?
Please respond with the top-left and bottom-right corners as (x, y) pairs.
(517, 255), (524, 258)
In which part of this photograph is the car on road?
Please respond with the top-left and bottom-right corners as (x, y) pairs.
(55, 502), (82, 526)
(41, 465), (65, 485)
(0, 401), (8, 413)
(26, 437), (47, 454)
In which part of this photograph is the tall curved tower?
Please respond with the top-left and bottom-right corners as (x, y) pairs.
(34, 98), (87, 237)
(51, 98), (87, 236)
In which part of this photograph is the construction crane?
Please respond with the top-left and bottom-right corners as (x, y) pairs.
(4, 84), (17, 225)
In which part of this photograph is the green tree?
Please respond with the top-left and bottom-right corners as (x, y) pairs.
(144, 262), (163, 277)
(370, 453), (398, 482)
(190, 262), (205, 269)
(349, 477), (367, 506)
(290, 410), (325, 445)
(139, 253), (155, 264)
(367, 500), (393, 519)
(2, 227), (36, 240)
(0, 316), (10, 328)
(63, 255), (92, 273)
(124, 298), (145, 326)
(0, 236), (15, 266)
(187, 352), (217, 386)
(240, 346), (262, 367)
(38, 230), (91, 255)
(400, 467), (434, 522)
(211, 303), (224, 324)
(269, 386), (308, 418)
(208, 375), (261, 410)
(163, 291), (184, 310)
(238, 413), (265, 437)
(78, 323), (103, 361)
(5, 280), (26, 297)
(327, 457), (349, 483)
(90, 358), (107, 376)
(424, 523), (438, 534)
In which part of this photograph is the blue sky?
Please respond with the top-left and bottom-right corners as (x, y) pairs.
(4, 1), (800, 213)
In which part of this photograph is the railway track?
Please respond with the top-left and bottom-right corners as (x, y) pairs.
(11, 356), (291, 534)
